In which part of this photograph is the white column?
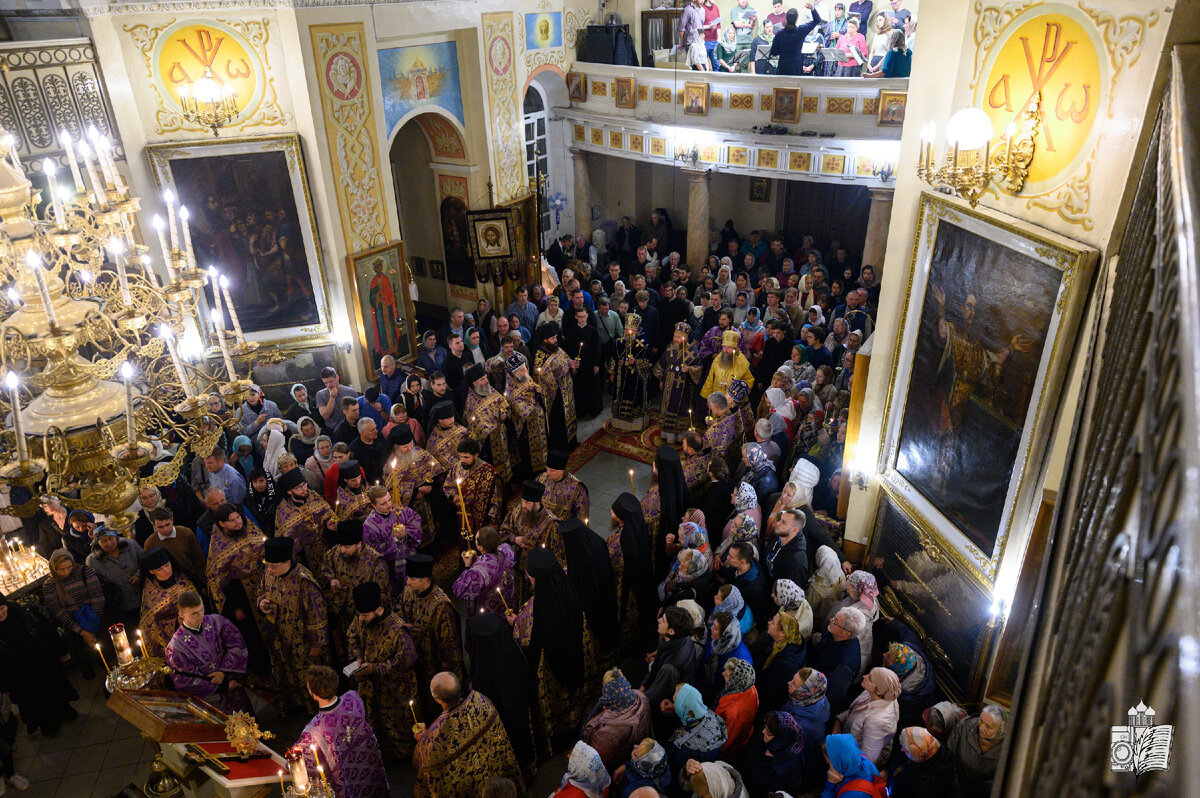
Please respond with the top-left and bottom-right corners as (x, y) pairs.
(861, 187), (895, 272)
(684, 166), (711, 275)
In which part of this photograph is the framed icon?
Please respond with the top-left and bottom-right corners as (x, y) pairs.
(682, 81), (709, 116)
(771, 87), (801, 124)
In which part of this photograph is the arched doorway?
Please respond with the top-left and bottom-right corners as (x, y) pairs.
(522, 69), (570, 247)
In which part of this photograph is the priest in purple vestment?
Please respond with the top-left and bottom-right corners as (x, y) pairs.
(165, 589), (252, 714)
(298, 665), (390, 798)
(361, 485), (423, 593)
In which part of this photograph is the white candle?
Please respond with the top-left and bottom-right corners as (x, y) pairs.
(163, 189), (178, 252)
(96, 137), (125, 191)
(158, 326), (194, 399)
(59, 131), (84, 192)
(43, 160), (66, 228)
(140, 254), (160, 289)
(208, 266), (224, 320)
(5, 372), (28, 465)
(3, 135), (19, 171)
(109, 238), (132, 306)
(152, 215), (174, 279)
(75, 141), (101, 202)
(218, 275), (244, 344)
(93, 137), (114, 187)
(25, 251), (57, 327)
(178, 206), (196, 270)
(120, 361), (137, 448)
(210, 308), (237, 380)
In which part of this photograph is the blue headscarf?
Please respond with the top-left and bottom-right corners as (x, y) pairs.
(600, 673), (638, 712)
(231, 435), (255, 480)
(560, 741), (611, 798)
(673, 683), (708, 727)
(740, 307), (765, 333)
(825, 733), (879, 782)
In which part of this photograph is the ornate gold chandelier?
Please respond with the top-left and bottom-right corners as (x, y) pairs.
(0, 126), (252, 538)
(915, 95), (1041, 207)
(176, 69), (239, 137)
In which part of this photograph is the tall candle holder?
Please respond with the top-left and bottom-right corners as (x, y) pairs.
(110, 622), (135, 666)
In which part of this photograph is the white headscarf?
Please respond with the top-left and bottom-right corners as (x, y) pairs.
(561, 741), (611, 798)
(699, 761), (748, 798)
(808, 304), (827, 327)
(813, 545), (845, 588)
(765, 387), (796, 421)
(789, 458), (821, 507)
(260, 428), (286, 479)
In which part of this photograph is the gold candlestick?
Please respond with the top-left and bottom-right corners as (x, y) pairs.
(455, 477), (473, 538)
(495, 586), (511, 614)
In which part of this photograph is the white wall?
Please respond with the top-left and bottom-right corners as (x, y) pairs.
(390, 123), (448, 310)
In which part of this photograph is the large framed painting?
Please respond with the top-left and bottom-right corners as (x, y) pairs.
(876, 192), (1096, 589)
(346, 240), (419, 375)
(145, 135), (331, 345)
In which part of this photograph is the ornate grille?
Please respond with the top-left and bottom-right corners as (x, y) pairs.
(1002, 47), (1200, 797)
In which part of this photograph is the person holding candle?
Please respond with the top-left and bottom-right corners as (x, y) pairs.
(531, 322), (578, 452)
(608, 313), (652, 430)
(334, 460), (373, 522)
(412, 670), (525, 798)
(319, 520), (391, 661)
(703, 391), (743, 472)
(346, 581), (419, 763)
(397, 553), (463, 714)
(503, 356), (549, 480)
(259, 536), (329, 717)
(165, 589), (252, 714)
(206, 503), (270, 678)
(297, 665), (390, 798)
(383, 426), (445, 549)
(423, 401), (468, 474)
(498, 481), (566, 603)
(562, 305), (603, 421)
(275, 467), (337, 572)
(441, 438), (503, 549)
(452, 526), (517, 618)
(361, 484), (422, 594)
(41, 550), (106, 680)
(462, 363), (514, 483)
(536, 449), (590, 523)
(86, 527), (143, 632)
(0, 592), (79, 740)
(655, 323), (704, 443)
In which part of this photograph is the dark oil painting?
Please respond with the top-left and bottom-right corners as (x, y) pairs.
(895, 221), (1061, 554)
(169, 150), (320, 333)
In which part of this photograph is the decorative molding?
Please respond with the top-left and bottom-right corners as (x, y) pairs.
(482, 11), (524, 203)
(802, 94), (819, 114)
(862, 97), (879, 115)
(730, 92), (753, 110)
(416, 114), (467, 160)
(710, 91), (723, 108)
(436, 173), (469, 204)
(759, 93), (773, 112)
(590, 79), (607, 97)
(653, 86), (671, 103)
(310, 22), (388, 252)
(637, 85), (647, 101)
(562, 7), (595, 48)
(124, 17), (287, 136)
(825, 96), (854, 114)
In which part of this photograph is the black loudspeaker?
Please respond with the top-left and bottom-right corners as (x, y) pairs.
(582, 24), (629, 64)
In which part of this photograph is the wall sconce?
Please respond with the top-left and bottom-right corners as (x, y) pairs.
(872, 162), (895, 182)
(916, 94), (1040, 207)
(674, 141), (700, 167)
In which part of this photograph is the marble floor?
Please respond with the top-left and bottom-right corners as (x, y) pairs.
(13, 399), (653, 797)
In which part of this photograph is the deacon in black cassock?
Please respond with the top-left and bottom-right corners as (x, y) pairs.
(562, 305), (603, 420)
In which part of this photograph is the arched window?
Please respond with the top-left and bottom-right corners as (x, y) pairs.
(522, 85), (551, 236)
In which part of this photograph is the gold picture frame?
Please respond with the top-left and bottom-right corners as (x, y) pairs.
(869, 192), (1097, 590)
(567, 71), (586, 102)
(682, 81), (709, 116)
(345, 239), (419, 376)
(770, 87), (801, 124)
(614, 76), (636, 109)
(878, 89), (907, 125)
(749, 176), (771, 202)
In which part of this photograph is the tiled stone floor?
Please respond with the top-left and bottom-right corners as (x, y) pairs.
(13, 400), (646, 797)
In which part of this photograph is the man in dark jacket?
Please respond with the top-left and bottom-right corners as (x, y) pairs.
(612, 216), (641, 268)
(810, 606), (864, 713)
(765, 508), (810, 588)
(770, 3), (824, 75)
(721, 541), (768, 628)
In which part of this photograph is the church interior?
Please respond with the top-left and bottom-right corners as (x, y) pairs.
(0, 0), (1195, 796)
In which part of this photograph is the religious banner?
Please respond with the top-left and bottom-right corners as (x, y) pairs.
(874, 192), (1095, 589)
(345, 240), (419, 375)
(481, 12), (525, 203)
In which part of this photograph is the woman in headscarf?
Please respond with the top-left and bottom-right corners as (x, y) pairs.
(885, 641), (936, 729)
(560, 519), (619, 657)
(738, 309), (765, 365)
(945, 705), (1007, 795)
(665, 521), (711, 567)
(683, 759), (746, 798)
(510, 548), (601, 758)
(834, 667), (902, 766)
(613, 738), (670, 798)
(229, 435), (260, 482)
(659, 547), (717, 610)
(771, 578), (814, 640)
(469, 612), (536, 781)
(552, 741), (611, 798)
(740, 445), (777, 506)
(259, 426), (287, 480)
(42, 550), (105, 679)
(755, 611), (807, 713)
(722, 483), (762, 544)
(139, 547), (198, 659)
(713, 658), (758, 761)
(732, 291), (750, 326)
(288, 416), (320, 465)
(922, 701), (968, 741)
(807, 545), (848, 622)
(667, 683), (728, 772)
(715, 513), (761, 564)
(889, 726), (955, 798)
(828, 570), (881, 675)
(764, 388), (797, 441)
(783, 667), (831, 790)
(744, 711), (806, 797)
(305, 434), (336, 478)
(582, 668), (651, 772)
(644, 446), (690, 580)
(710, 584), (753, 635)
(610, 494), (656, 647)
(0, 592), (79, 739)
(700, 610), (752, 702)
(245, 468), (278, 537)
(821, 733), (881, 798)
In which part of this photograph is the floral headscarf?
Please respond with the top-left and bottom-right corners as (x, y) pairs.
(721, 657), (756, 696)
(773, 578), (805, 612)
(728, 514), (759, 545)
(765, 613), (805, 668)
(710, 585), (746, 626)
(767, 711), (805, 757)
(887, 643), (918, 678)
(866, 667), (903, 702)
(674, 548), (711, 584)
(733, 482), (758, 512)
(600, 673), (638, 712)
(740, 309), (765, 334)
(899, 726), (941, 763)
(846, 570), (880, 611)
(561, 741), (611, 798)
(683, 508), (707, 529)
(788, 668), (828, 705)
(744, 443), (771, 475)
(629, 740), (668, 780)
(711, 610), (743, 656)
(678, 522), (709, 552)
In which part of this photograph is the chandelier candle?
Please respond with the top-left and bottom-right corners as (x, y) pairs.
(218, 276), (245, 344)
(109, 239), (132, 306)
(25, 251), (58, 327)
(75, 141), (102, 203)
(158, 326), (195, 399)
(120, 362), (137, 447)
(139, 254), (161, 290)
(210, 308), (237, 380)
(152, 215), (173, 278)
(42, 160), (67, 227)
(58, 131), (85, 192)
(163, 189), (178, 252)
(178, 206), (197, 270)
(5, 372), (28, 465)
